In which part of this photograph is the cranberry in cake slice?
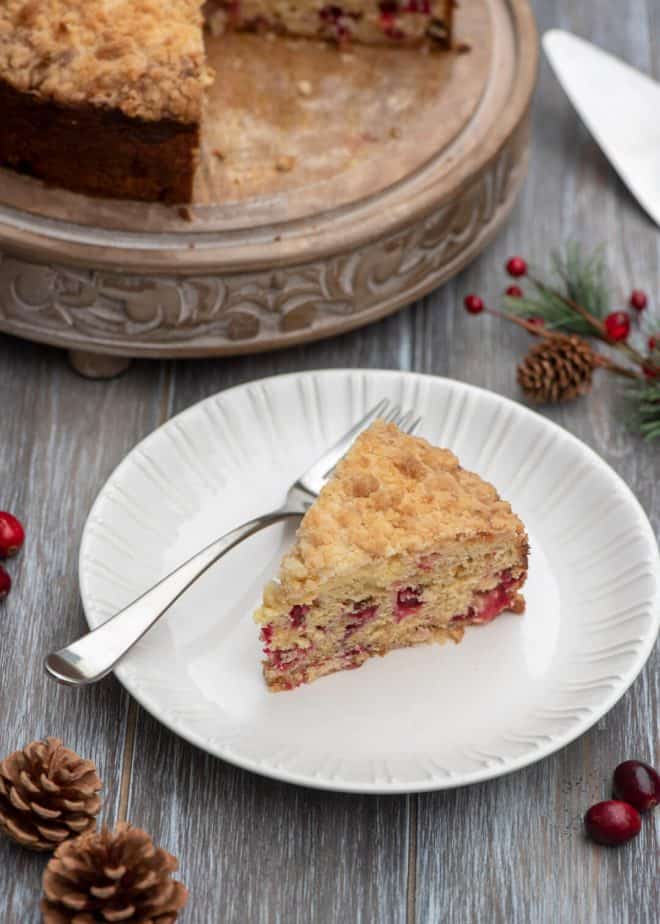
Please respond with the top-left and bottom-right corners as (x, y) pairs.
(254, 420), (529, 691)
(204, 0), (453, 47)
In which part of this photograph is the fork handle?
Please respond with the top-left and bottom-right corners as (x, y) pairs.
(44, 508), (302, 686)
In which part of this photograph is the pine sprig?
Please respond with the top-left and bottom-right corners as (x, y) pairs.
(627, 381), (660, 441)
(504, 243), (609, 334)
(463, 244), (660, 441)
(551, 242), (610, 319)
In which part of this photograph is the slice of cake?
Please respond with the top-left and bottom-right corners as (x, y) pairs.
(254, 420), (529, 691)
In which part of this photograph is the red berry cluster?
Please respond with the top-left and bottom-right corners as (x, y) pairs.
(0, 511), (25, 600)
(584, 759), (659, 846)
(603, 289), (650, 343)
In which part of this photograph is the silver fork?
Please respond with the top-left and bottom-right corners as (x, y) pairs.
(45, 399), (421, 686)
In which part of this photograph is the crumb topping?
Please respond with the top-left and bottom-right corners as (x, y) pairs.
(276, 420), (527, 595)
(0, 1), (209, 122)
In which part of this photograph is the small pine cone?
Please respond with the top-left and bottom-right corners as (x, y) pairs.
(41, 823), (189, 924)
(517, 334), (597, 404)
(0, 737), (101, 852)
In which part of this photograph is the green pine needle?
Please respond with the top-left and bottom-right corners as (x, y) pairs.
(505, 242), (609, 334)
(626, 381), (660, 441)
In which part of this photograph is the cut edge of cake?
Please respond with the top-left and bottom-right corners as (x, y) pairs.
(254, 420), (529, 691)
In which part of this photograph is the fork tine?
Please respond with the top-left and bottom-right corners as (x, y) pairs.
(395, 408), (415, 431)
(382, 404), (401, 425)
(296, 397), (391, 489)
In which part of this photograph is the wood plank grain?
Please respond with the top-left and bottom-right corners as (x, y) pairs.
(1, 1), (658, 923)
(415, 1), (659, 921)
(0, 339), (165, 923)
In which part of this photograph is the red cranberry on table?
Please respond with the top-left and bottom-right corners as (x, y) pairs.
(464, 294), (484, 314)
(0, 565), (11, 600)
(629, 289), (648, 311)
(613, 760), (660, 813)
(506, 256), (527, 277)
(505, 285), (523, 298)
(584, 800), (641, 846)
(0, 511), (25, 558)
(604, 311), (631, 342)
(649, 335), (657, 351)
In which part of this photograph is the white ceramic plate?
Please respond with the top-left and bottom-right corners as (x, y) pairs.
(80, 370), (659, 793)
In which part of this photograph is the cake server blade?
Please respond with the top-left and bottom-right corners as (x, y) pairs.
(543, 29), (660, 228)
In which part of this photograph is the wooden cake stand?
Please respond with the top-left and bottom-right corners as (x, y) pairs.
(0, 0), (537, 377)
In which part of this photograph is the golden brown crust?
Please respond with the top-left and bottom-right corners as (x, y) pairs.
(0, 1), (209, 123)
(274, 420), (528, 597)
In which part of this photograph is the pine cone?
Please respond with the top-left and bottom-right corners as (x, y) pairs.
(0, 737), (101, 852)
(517, 334), (597, 403)
(41, 823), (189, 924)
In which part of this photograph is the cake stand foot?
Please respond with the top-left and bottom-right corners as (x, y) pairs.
(67, 350), (133, 380)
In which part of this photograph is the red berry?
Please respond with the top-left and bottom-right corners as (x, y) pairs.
(649, 336), (658, 351)
(505, 285), (523, 298)
(613, 760), (660, 813)
(0, 511), (25, 558)
(604, 311), (631, 342)
(506, 256), (527, 277)
(289, 604), (310, 628)
(629, 289), (648, 311)
(464, 294), (484, 314)
(584, 800), (641, 846)
(527, 316), (545, 328)
(0, 565), (10, 600)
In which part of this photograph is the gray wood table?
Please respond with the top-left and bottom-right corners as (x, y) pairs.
(1, 2), (658, 921)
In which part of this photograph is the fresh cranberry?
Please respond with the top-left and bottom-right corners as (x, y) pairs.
(397, 586), (422, 608)
(289, 604), (310, 628)
(0, 512), (25, 558)
(450, 571), (517, 624)
(464, 294), (484, 314)
(0, 565), (10, 600)
(584, 801), (641, 846)
(649, 335), (657, 351)
(629, 289), (648, 311)
(395, 586), (423, 620)
(506, 256), (527, 277)
(527, 316), (545, 328)
(644, 364), (658, 380)
(613, 760), (660, 813)
(260, 624), (274, 647)
(505, 285), (523, 298)
(604, 311), (631, 342)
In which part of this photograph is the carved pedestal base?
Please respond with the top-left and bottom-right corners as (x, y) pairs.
(68, 350), (133, 380)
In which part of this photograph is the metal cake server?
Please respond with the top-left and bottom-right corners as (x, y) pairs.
(544, 29), (660, 227)
(45, 399), (421, 686)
